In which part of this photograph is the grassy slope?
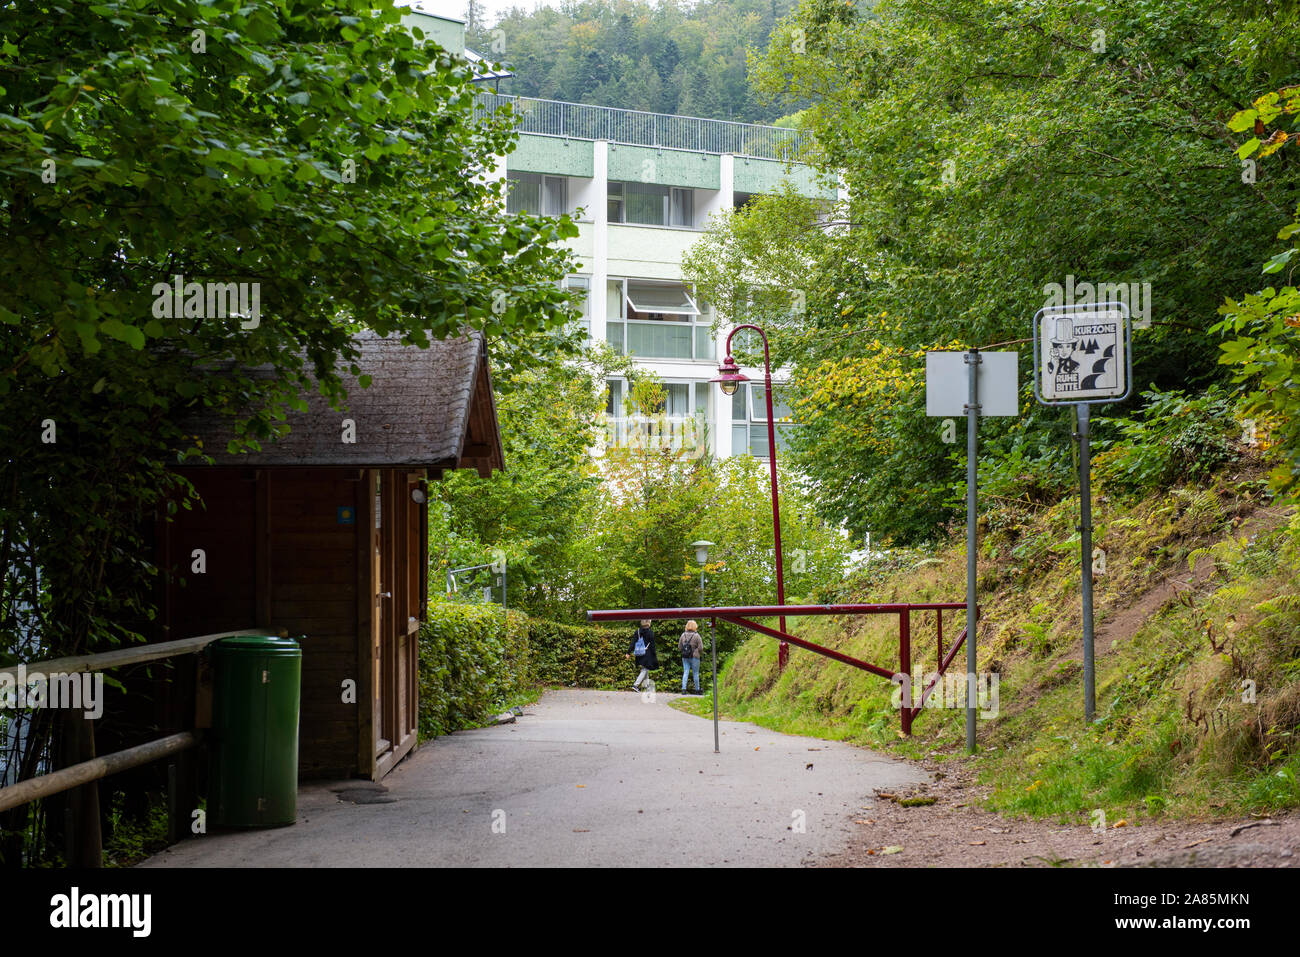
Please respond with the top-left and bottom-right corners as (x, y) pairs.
(675, 472), (1300, 825)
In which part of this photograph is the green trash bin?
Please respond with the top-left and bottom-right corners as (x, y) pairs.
(208, 635), (302, 828)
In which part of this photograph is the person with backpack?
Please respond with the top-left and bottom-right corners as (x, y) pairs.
(679, 620), (704, 694)
(626, 619), (658, 692)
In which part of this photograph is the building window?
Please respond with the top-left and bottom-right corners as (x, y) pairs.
(507, 172), (569, 216)
(731, 382), (796, 458)
(670, 188), (694, 227)
(563, 275), (590, 337)
(607, 182), (695, 228)
(604, 279), (714, 360)
(624, 279), (699, 318)
(605, 377), (709, 454)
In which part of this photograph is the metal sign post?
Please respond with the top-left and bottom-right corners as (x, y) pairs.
(711, 617), (719, 754)
(1077, 403), (1095, 721)
(1033, 302), (1132, 724)
(964, 351), (980, 754)
(926, 350), (1019, 752)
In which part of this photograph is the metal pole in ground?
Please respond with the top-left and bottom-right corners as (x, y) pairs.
(1077, 402), (1096, 723)
(711, 617), (719, 754)
(964, 349), (980, 754)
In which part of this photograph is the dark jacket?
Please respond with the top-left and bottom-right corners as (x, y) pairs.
(679, 630), (703, 659)
(630, 626), (659, 669)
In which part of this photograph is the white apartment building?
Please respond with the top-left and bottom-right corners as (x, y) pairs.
(405, 7), (839, 460)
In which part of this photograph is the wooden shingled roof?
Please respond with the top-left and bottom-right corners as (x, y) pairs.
(185, 331), (504, 478)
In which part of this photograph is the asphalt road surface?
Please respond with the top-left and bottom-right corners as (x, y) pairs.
(141, 688), (926, 867)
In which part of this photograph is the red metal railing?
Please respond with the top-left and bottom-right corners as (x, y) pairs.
(587, 602), (971, 734)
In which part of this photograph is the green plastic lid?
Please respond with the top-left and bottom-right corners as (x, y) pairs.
(211, 635), (302, 656)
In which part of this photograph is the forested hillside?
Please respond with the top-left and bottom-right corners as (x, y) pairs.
(685, 0), (1300, 546)
(465, 0), (798, 122)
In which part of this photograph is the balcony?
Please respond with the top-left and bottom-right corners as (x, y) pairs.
(606, 319), (715, 361)
(475, 92), (805, 161)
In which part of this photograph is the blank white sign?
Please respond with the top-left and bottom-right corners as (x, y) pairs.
(925, 351), (1019, 417)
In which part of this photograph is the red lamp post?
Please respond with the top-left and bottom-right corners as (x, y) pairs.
(711, 324), (789, 670)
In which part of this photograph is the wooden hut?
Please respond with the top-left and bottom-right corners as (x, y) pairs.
(155, 331), (503, 780)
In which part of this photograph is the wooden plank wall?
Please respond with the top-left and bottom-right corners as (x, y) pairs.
(267, 471), (360, 778)
(167, 471), (257, 639)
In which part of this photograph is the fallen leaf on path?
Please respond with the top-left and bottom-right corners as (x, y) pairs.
(881, 846), (903, 855)
(573, 829), (589, 833)
(968, 841), (986, 846)
(1112, 819), (1128, 828)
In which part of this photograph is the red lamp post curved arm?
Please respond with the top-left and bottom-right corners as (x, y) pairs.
(722, 324), (789, 667)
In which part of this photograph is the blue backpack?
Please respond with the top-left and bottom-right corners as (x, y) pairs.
(633, 631), (648, 657)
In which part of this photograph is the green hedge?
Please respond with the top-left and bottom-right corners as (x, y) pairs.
(417, 602), (531, 739)
(528, 618), (631, 689)
(419, 603), (706, 740)
(528, 619), (722, 690)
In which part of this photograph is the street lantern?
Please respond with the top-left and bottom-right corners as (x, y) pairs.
(690, 540), (713, 566)
(713, 355), (747, 397)
(711, 324), (790, 670)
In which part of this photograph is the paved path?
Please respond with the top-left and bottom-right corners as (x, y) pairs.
(141, 688), (926, 867)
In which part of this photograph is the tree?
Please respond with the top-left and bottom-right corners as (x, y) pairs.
(487, 0), (799, 122)
(0, 0), (577, 863)
(687, 0), (1300, 544)
(1214, 85), (1300, 501)
(577, 375), (720, 612)
(431, 345), (621, 620)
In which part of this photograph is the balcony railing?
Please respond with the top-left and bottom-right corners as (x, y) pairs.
(606, 319), (715, 361)
(475, 92), (805, 161)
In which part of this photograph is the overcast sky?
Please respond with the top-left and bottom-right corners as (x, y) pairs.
(399, 0), (562, 27)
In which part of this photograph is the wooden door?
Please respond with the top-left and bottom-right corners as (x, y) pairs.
(372, 469), (420, 779)
(372, 470), (390, 765)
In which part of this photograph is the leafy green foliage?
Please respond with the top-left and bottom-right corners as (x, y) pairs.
(527, 617), (634, 689)
(0, 0), (578, 862)
(417, 600), (635, 739)
(418, 603), (532, 738)
(687, 0), (1300, 543)
(1213, 83), (1300, 500)
(429, 348), (614, 620)
(471, 0), (799, 122)
(1093, 388), (1247, 497)
(431, 361), (857, 637)
(704, 479), (1300, 819)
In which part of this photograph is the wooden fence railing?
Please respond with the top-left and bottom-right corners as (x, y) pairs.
(0, 629), (261, 866)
